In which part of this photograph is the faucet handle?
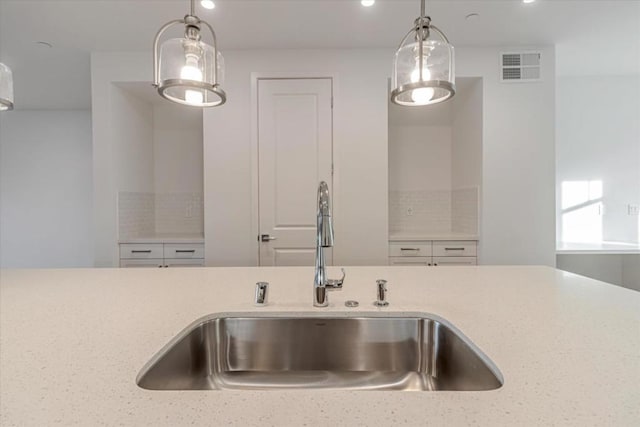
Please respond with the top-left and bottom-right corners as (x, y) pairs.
(255, 282), (269, 305)
(326, 268), (346, 289)
(374, 279), (389, 307)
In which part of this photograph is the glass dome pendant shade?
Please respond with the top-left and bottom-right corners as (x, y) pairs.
(391, 0), (455, 106)
(0, 62), (14, 111)
(153, 0), (226, 107)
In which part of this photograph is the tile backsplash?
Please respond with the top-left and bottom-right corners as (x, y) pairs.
(155, 193), (204, 235)
(118, 192), (155, 239)
(389, 190), (451, 234)
(389, 187), (479, 235)
(118, 191), (204, 238)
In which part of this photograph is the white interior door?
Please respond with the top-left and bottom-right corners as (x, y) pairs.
(258, 78), (333, 266)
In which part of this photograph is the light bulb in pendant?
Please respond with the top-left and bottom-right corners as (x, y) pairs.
(181, 56), (204, 105)
(410, 65), (434, 104)
(181, 56), (203, 82)
(185, 89), (204, 104)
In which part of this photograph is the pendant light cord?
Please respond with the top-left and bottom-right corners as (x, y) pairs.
(418, 0), (426, 81)
(190, 0), (196, 16)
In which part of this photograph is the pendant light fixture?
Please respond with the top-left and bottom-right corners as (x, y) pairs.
(391, 0), (455, 106)
(153, 0), (226, 107)
(0, 62), (14, 111)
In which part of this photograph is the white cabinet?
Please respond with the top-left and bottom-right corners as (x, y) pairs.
(389, 257), (432, 266)
(119, 259), (165, 268)
(432, 256), (477, 266)
(432, 241), (477, 257)
(163, 244), (205, 259)
(120, 244), (164, 259)
(389, 240), (478, 266)
(164, 258), (205, 268)
(119, 243), (204, 268)
(389, 242), (432, 257)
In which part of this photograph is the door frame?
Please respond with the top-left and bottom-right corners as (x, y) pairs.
(250, 72), (340, 265)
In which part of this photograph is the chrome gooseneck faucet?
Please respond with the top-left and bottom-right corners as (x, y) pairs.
(314, 181), (345, 307)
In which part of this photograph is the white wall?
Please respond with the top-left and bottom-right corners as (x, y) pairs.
(93, 46), (556, 267)
(556, 75), (640, 244)
(91, 53), (150, 267)
(388, 78), (482, 237)
(152, 103), (204, 236)
(111, 85), (154, 193)
(92, 54), (207, 265)
(203, 49), (390, 266)
(203, 46), (555, 267)
(451, 78), (483, 191)
(451, 78), (483, 239)
(457, 47), (556, 266)
(0, 110), (93, 268)
(153, 104), (203, 194)
(388, 125), (452, 192)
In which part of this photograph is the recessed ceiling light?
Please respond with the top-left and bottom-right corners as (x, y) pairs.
(523, 0), (536, 4)
(361, 0), (375, 7)
(201, 0), (215, 9)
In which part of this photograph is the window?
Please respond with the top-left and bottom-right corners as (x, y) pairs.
(560, 180), (603, 243)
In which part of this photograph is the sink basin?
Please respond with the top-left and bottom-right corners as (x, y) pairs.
(136, 313), (503, 391)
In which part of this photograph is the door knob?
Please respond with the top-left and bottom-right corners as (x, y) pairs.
(260, 234), (277, 242)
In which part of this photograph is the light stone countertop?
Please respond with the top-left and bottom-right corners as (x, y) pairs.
(556, 241), (640, 255)
(1, 266), (639, 426)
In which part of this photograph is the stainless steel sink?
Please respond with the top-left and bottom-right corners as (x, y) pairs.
(136, 313), (503, 391)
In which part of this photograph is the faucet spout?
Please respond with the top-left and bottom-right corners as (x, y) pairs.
(317, 181), (334, 247)
(313, 181), (344, 307)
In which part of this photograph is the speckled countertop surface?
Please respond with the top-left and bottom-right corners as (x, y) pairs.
(1, 266), (639, 426)
(556, 241), (640, 254)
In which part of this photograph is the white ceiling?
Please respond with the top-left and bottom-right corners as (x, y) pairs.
(1, 0), (639, 109)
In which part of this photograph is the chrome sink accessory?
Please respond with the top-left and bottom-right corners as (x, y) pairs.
(374, 279), (389, 307)
(255, 282), (268, 306)
(136, 313), (504, 391)
(314, 181), (345, 307)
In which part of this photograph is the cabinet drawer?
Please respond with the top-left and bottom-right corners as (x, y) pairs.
(432, 241), (477, 257)
(120, 244), (164, 259)
(165, 259), (205, 267)
(389, 242), (432, 257)
(432, 256), (477, 266)
(389, 257), (431, 266)
(119, 259), (164, 268)
(163, 244), (204, 259)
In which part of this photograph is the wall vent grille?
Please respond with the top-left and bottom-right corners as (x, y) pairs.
(501, 52), (541, 82)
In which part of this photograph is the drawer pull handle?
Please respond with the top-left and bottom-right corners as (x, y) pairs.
(175, 250), (196, 253)
(131, 250), (152, 254)
(400, 248), (420, 251)
(445, 248), (465, 251)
